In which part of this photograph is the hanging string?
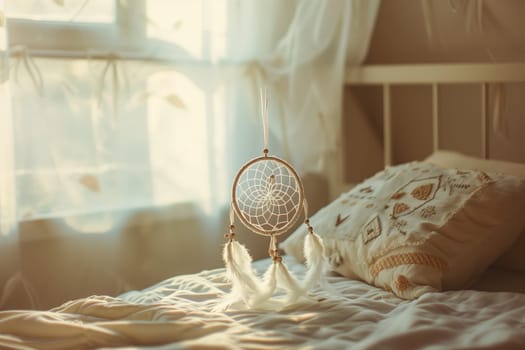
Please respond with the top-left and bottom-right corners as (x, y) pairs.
(244, 63), (293, 162)
(226, 204), (235, 241)
(269, 234), (280, 261)
(229, 203), (235, 227)
(244, 61), (266, 108)
(223, 90), (329, 309)
(260, 88), (269, 155)
(303, 198), (310, 223)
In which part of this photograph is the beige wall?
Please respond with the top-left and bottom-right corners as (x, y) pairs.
(367, 0), (525, 64)
(2, 210), (239, 309)
(344, 0), (525, 184)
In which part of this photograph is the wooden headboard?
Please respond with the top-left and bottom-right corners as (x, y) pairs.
(345, 63), (525, 166)
(340, 63), (525, 192)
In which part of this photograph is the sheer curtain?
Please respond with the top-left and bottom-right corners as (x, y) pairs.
(0, 0), (16, 237)
(0, 0), (379, 308)
(0, 0), (379, 236)
(248, 0), (380, 188)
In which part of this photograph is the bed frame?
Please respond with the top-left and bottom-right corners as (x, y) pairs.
(344, 63), (525, 168)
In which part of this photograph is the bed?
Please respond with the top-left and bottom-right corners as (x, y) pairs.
(1, 63), (525, 350)
(0, 257), (524, 350)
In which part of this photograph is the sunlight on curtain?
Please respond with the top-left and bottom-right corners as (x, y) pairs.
(0, 0), (17, 236)
(0, 0), (379, 235)
(145, 0), (228, 61)
(7, 0), (114, 23)
(4, 1), (247, 233)
(248, 0), (380, 190)
(0, 0), (381, 310)
(146, 68), (227, 211)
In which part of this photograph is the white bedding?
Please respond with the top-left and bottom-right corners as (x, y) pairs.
(1, 258), (524, 350)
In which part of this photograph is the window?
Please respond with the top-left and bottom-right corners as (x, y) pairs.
(7, 0), (145, 55)
(5, 1), (232, 224)
(6, 0), (229, 61)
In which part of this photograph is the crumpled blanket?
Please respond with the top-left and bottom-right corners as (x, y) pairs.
(1, 258), (524, 350)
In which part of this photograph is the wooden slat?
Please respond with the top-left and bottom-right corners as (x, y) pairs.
(346, 63), (525, 85)
(432, 84), (439, 152)
(383, 84), (392, 167)
(481, 83), (489, 159)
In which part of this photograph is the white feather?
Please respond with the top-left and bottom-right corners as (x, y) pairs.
(222, 230), (330, 309)
(276, 260), (305, 303)
(302, 231), (327, 291)
(249, 261), (278, 308)
(223, 240), (261, 305)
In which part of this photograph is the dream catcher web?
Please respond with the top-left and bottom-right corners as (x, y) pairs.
(234, 158), (302, 235)
(222, 90), (328, 309)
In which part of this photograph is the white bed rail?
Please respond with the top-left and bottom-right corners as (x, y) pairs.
(344, 63), (525, 167)
(345, 63), (525, 85)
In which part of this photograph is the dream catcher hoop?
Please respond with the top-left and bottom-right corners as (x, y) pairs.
(232, 155), (304, 237)
(223, 90), (327, 309)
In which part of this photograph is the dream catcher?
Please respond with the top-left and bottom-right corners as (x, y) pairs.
(223, 90), (327, 309)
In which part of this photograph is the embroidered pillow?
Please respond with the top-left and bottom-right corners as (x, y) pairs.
(425, 150), (525, 272)
(281, 161), (525, 299)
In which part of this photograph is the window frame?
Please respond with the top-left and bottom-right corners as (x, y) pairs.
(5, 0), (226, 222)
(6, 0), (146, 56)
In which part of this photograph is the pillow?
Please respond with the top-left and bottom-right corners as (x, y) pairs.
(425, 150), (525, 271)
(281, 161), (525, 299)
(425, 150), (525, 178)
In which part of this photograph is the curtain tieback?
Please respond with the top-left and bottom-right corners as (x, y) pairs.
(91, 52), (129, 118)
(9, 45), (44, 95)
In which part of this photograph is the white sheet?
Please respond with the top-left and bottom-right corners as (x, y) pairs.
(0, 258), (524, 350)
